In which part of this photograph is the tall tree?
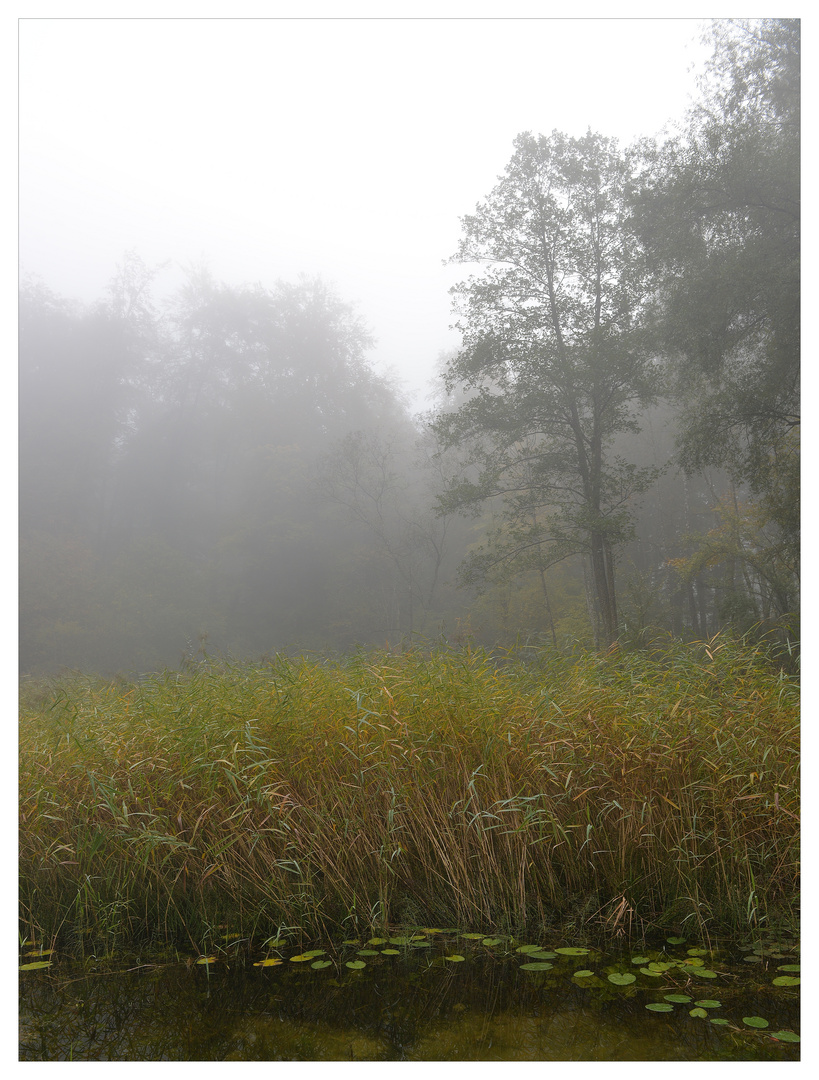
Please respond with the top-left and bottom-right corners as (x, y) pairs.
(433, 131), (660, 647)
(635, 18), (799, 573)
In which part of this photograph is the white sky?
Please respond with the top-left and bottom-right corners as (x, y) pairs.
(18, 7), (720, 409)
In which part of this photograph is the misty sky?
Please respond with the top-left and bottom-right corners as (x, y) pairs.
(19, 13), (713, 408)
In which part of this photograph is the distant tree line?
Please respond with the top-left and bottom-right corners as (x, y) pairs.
(19, 19), (798, 674)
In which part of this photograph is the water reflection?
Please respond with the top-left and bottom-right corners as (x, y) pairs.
(19, 947), (799, 1061)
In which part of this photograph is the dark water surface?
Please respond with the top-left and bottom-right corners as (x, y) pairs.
(19, 936), (800, 1061)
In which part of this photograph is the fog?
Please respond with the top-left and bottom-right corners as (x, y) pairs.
(18, 14), (799, 675)
(20, 14), (709, 407)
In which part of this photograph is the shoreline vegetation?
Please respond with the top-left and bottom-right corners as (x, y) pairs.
(19, 634), (799, 954)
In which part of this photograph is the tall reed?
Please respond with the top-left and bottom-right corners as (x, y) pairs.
(19, 634), (799, 949)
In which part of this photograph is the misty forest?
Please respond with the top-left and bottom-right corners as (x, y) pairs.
(20, 19), (799, 1043)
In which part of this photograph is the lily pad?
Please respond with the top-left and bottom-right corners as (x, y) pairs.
(357, 950), (379, 956)
(709, 1018), (730, 1026)
(630, 956), (650, 965)
(555, 947), (590, 956)
(687, 947), (709, 957)
(689, 1008), (708, 1018)
(691, 969), (718, 978)
(647, 962), (675, 972)
(422, 928), (446, 934)
(640, 968), (664, 977)
(681, 957), (704, 967)
(607, 972), (636, 985)
(573, 970), (594, 978)
(694, 1000), (721, 1009)
(743, 1016), (769, 1029)
(772, 975), (800, 987)
(381, 949), (400, 955)
(527, 951), (557, 960)
(368, 937), (388, 945)
(666, 936), (686, 945)
(196, 956), (216, 965)
(310, 960), (332, 969)
(770, 1031), (800, 1043)
(443, 954), (466, 962)
(664, 995), (692, 1004)
(411, 941), (434, 948)
(515, 945), (544, 954)
(481, 938), (504, 947)
(646, 1002), (674, 1012)
(345, 960), (366, 970)
(19, 961), (52, 971)
(459, 933), (485, 940)
(776, 964), (800, 972)
(743, 955), (763, 963)
(342, 939), (360, 945)
(520, 962), (554, 971)
(253, 958), (283, 967)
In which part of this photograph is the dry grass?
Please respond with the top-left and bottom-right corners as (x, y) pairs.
(19, 634), (799, 950)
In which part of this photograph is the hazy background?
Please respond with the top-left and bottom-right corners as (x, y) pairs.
(19, 13), (711, 408)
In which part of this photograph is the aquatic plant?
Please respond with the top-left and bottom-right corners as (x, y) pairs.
(19, 635), (799, 949)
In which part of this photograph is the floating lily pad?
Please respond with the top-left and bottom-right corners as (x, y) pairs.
(664, 995), (692, 1004)
(687, 947), (709, 957)
(411, 941), (434, 948)
(520, 962), (554, 971)
(357, 949), (379, 956)
(709, 1018), (730, 1026)
(516, 945), (544, 954)
(368, 937), (388, 946)
(607, 972), (636, 985)
(481, 938), (504, 947)
(770, 1031), (800, 1043)
(640, 968), (664, 977)
(527, 951), (557, 960)
(692, 969), (719, 978)
(574, 970), (594, 978)
(19, 961), (52, 971)
(743, 1016), (769, 1029)
(681, 957), (704, 967)
(422, 928), (446, 934)
(443, 954), (466, 962)
(289, 954), (315, 963)
(630, 956), (650, 965)
(743, 955), (763, 963)
(310, 960), (332, 969)
(459, 933), (485, 940)
(555, 947), (590, 956)
(388, 936), (417, 945)
(253, 958), (283, 967)
(694, 1000), (721, 1009)
(776, 964), (800, 972)
(342, 939), (360, 945)
(646, 1002), (674, 1012)
(647, 962), (675, 972)
(689, 1008), (708, 1018)
(666, 936), (686, 945)
(263, 937), (288, 948)
(381, 949), (400, 955)
(23, 949), (54, 957)
(345, 960), (366, 970)
(772, 975), (800, 987)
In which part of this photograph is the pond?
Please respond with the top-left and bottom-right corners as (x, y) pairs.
(19, 932), (800, 1061)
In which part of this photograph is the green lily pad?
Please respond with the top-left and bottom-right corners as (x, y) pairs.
(640, 968), (664, 977)
(515, 945), (544, 954)
(664, 995), (692, 1004)
(443, 954), (466, 962)
(666, 936), (686, 945)
(770, 1031), (800, 1043)
(310, 960), (332, 969)
(520, 962), (554, 971)
(196, 956), (216, 965)
(607, 972), (636, 985)
(689, 1008), (708, 1018)
(19, 961), (52, 971)
(647, 962), (675, 972)
(772, 975), (800, 986)
(555, 947), (590, 956)
(743, 1016), (769, 1029)
(709, 1018), (730, 1026)
(694, 1000), (721, 1009)
(776, 964), (800, 972)
(422, 928), (446, 934)
(743, 955), (763, 963)
(687, 947), (709, 957)
(681, 957), (704, 967)
(527, 951), (557, 960)
(411, 941), (434, 948)
(631, 956), (650, 965)
(646, 1002), (674, 1012)
(253, 958), (283, 967)
(481, 938), (504, 947)
(345, 960), (366, 970)
(289, 954), (312, 963)
(692, 969), (718, 978)
(368, 937), (388, 945)
(459, 933), (485, 940)
(342, 939), (360, 945)
(381, 949), (400, 955)
(573, 970), (594, 978)
(357, 949), (379, 956)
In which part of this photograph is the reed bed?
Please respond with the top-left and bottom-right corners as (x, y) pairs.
(19, 635), (799, 950)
